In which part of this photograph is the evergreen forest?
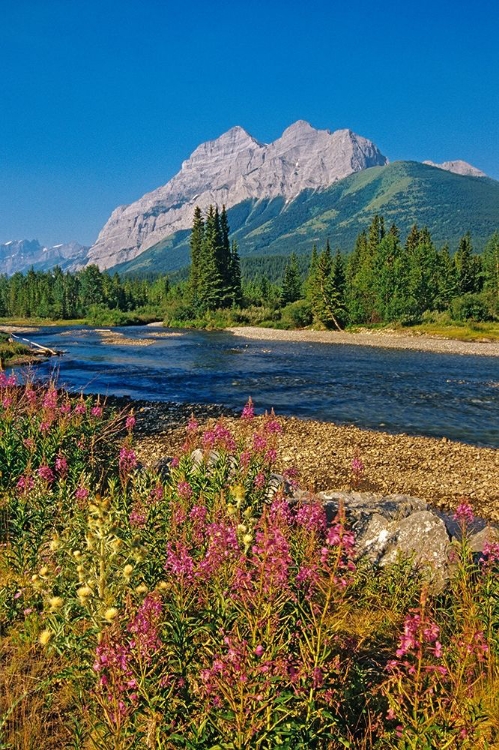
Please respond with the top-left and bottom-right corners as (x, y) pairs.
(0, 209), (497, 331)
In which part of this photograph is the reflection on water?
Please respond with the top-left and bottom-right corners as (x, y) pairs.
(20, 325), (499, 448)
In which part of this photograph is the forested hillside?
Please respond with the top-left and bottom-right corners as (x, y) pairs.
(112, 162), (499, 275)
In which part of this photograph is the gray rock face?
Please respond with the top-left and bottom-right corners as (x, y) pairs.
(0, 239), (88, 275)
(306, 490), (498, 591)
(87, 121), (388, 270)
(423, 159), (487, 178)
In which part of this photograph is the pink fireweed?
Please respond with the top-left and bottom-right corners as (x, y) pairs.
(129, 507), (147, 528)
(177, 480), (193, 501)
(119, 447), (137, 475)
(480, 541), (499, 568)
(252, 433), (267, 452)
(202, 422), (236, 452)
(125, 414), (136, 431)
(55, 455), (68, 476)
(16, 475), (34, 493)
(91, 405), (103, 418)
(0, 373), (16, 388)
(253, 472), (266, 490)
(453, 501), (474, 526)
(241, 398), (255, 420)
(37, 464), (55, 484)
(295, 501), (327, 533)
(186, 415), (199, 433)
(264, 416), (282, 434)
(73, 401), (87, 416)
(59, 401), (71, 415)
(165, 541), (195, 582)
(75, 486), (89, 502)
(42, 388), (58, 410)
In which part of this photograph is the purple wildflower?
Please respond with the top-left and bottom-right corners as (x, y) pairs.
(241, 398), (254, 420)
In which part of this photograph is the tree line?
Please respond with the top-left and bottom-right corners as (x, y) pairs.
(0, 210), (497, 328)
(0, 265), (170, 322)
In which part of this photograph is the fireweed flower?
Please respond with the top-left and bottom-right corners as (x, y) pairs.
(125, 414), (136, 431)
(177, 480), (193, 501)
(129, 507), (147, 528)
(38, 465), (55, 483)
(42, 388), (58, 410)
(453, 501), (475, 525)
(480, 541), (499, 568)
(91, 405), (103, 418)
(254, 472), (266, 489)
(264, 417), (282, 434)
(295, 502), (327, 533)
(74, 401), (87, 416)
(17, 475), (34, 492)
(186, 415), (198, 433)
(0, 373), (16, 387)
(55, 455), (68, 476)
(241, 398), (255, 420)
(253, 433), (267, 452)
(75, 486), (89, 502)
(119, 447), (137, 475)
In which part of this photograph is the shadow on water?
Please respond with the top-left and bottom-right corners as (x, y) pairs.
(21, 325), (499, 448)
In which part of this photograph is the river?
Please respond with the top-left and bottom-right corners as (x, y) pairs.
(18, 325), (499, 448)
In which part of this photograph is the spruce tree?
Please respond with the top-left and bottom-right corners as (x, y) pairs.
(189, 206), (204, 301)
(281, 253), (302, 305)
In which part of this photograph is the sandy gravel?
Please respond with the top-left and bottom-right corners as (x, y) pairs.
(132, 405), (499, 524)
(226, 326), (499, 357)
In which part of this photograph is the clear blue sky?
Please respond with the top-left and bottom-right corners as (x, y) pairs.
(1, 0), (498, 246)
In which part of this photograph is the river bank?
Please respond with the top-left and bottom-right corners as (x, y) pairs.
(226, 326), (499, 357)
(126, 398), (499, 523)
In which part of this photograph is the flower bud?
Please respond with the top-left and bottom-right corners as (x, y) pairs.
(49, 596), (64, 611)
(39, 629), (53, 645)
(49, 538), (61, 552)
(104, 607), (118, 621)
(123, 564), (134, 578)
(136, 583), (148, 594)
(243, 533), (253, 547)
(39, 566), (49, 577)
(77, 585), (92, 600)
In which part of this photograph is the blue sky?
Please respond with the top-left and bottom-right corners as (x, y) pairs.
(1, 0), (498, 246)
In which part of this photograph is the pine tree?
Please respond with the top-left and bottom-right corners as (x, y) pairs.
(189, 206), (204, 300)
(229, 240), (242, 306)
(281, 253), (302, 305)
(454, 233), (482, 295)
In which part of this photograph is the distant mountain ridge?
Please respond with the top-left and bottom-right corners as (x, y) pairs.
(422, 159), (487, 178)
(0, 239), (88, 275)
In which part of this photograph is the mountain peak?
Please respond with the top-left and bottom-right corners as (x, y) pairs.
(87, 121), (388, 270)
(423, 159), (486, 178)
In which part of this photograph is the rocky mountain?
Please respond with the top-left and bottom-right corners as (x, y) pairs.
(0, 240), (88, 275)
(87, 121), (388, 270)
(113, 161), (499, 276)
(423, 159), (487, 178)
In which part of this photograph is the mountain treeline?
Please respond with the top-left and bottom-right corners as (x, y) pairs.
(300, 217), (499, 328)
(1, 212), (497, 329)
(0, 265), (170, 323)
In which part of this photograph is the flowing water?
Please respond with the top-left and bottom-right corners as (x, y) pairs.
(20, 325), (499, 448)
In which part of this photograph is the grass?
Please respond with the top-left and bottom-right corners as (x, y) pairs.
(395, 321), (499, 342)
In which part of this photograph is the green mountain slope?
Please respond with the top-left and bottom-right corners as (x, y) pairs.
(113, 162), (499, 275)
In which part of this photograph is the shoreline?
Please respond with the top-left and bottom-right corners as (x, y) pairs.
(127, 397), (499, 523)
(226, 326), (499, 357)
